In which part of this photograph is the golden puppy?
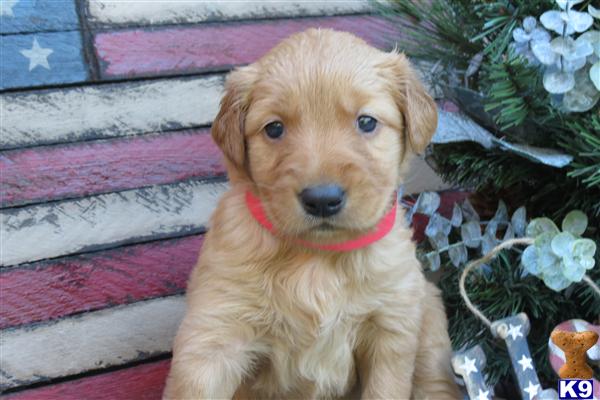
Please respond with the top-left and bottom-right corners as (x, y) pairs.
(164, 29), (460, 400)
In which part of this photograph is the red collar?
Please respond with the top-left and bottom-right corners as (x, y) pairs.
(245, 190), (397, 252)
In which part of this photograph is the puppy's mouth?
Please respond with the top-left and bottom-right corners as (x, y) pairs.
(313, 222), (338, 231)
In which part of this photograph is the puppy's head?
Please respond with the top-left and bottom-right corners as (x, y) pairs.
(212, 29), (437, 239)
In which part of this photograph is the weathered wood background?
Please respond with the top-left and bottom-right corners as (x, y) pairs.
(1, 1), (466, 398)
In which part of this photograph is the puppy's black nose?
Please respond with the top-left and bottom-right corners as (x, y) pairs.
(299, 184), (346, 217)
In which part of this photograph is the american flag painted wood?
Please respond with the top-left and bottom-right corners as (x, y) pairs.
(0, 235), (203, 330)
(0, 0), (458, 396)
(0, 77), (223, 149)
(1, 31), (88, 90)
(1, 0), (79, 34)
(4, 360), (171, 400)
(85, 0), (370, 27)
(0, 129), (223, 207)
(94, 16), (396, 79)
(0, 181), (227, 266)
(0, 296), (185, 390)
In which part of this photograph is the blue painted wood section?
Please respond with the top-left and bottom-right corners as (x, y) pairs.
(491, 313), (544, 400)
(0, 31), (87, 90)
(452, 345), (493, 400)
(1, 0), (79, 34)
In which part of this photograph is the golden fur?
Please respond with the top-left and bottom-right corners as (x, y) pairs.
(164, 29), (461, 400)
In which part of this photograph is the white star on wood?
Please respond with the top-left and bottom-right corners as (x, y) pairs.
(517, 354), (534, 371)
(1, 0), (18, 16)
(507, 323), (523, 340)
(523, 380), (540, 400)
(459, 356), (478, 376)
(20, 38), (53, 71)
(475, 388), (490, 400)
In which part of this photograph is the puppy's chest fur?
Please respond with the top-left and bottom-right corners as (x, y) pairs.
(249, 251), (417, 398)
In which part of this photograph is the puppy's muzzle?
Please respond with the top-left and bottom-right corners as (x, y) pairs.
(299, 184), (346, 218)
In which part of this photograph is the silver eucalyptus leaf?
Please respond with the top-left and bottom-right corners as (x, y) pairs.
(511, 206), (527, 237)
(561, 56), (587, 72)
(589, 5), (600, 19)
(530, 28), (551, 43)
(481, 231), (498, 255)
(449, 243), (468, 268)
(425, 251), (441, 271)
(429, 232), (449, 251)
(461, 220), (482, 248)
(551, 36), (576, 57)
(461, 199), (480, 222)
(485, 220), (499, 238)
(590, 61), (600, 90)
(566, 9), (594, 32)
(523, 16), (537, 31)
(532, 40), (559, 65)
(543, 67), (576, 94)
(540, 10), (574, 35)
(451, 203), (463, 227)
(513, 27), (531, 43)
(557, 0), (584, 10)
(492, 200), (509, 223)
(577, 30), (600, 56)
(551, 36), (593, 60)
(425, 213), (452, 238)
(413, 191), (441, 216)
(562, 66), (600, 112)
(503, 223), (515, 241)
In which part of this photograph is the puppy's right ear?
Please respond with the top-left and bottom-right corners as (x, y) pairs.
(211, 66), (257, 178)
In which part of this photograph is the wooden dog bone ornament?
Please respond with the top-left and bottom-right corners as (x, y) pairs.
(550, 330), (599, 379)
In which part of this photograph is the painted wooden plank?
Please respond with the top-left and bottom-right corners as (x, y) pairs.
(94, 16), (397, 79)
(0, 129), (224, 207)
(4, 359), (171, 400)
(1, 0), (79, 34)
(0, 295), (184, 390)
(86, 0), (370, 27)
(0, 180), (227, 266)
(0, 235), (202, 330)
(0, 76), (223, 149)
(0, 31), (87, 90)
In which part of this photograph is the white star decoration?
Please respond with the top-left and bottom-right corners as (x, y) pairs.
(475, 388), (490, 400)
(517, 354), (534, 371)
(459, 356), (478, 376)
(1, 0), (18, 17)
(507, 323), (523, 341)
(20, 38), (53, 71)
(523, 380), (540, 400)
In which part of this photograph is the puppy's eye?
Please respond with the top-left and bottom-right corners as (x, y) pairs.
(357, 115), (377, 133)
(264, 121), (284, 139)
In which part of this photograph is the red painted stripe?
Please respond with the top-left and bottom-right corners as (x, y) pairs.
(0, 235), (203, 329)
(0, 129), (224, 207)
(95, 15), (398, 79)
(5, 360), (170, 400)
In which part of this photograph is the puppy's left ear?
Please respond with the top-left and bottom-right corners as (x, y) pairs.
(382, 52), (438, 154)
